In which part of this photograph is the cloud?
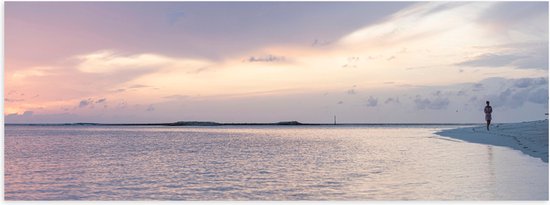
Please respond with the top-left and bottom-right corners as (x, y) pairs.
(5, 2), (548, 124)
(5, 111), (34, 123)
(338, 2), (489, 48)
(432, 90), (443, 97)
(7, 111), (34, 118)
(485, 89), (525, 109)
(311, 39), (332, 47)
(11, 66), (58, 79)
(514, 77), (547, 88)
(414, 95), (450, 110)
(528, 88), (548, 104)
(116, 101), (128, 110)
(75, 50), (210, 74)
(167, 11), (185, 26)
(384, 97), (400, 104)
(513, 50), (548, 70)
(76, 98), (106, 108)
(5, 112), (81, 124)
(79, 99), (93, 108)
(478, 2), (548, 30)
(499, 88), (528, 108)
(487, 77), (548, 109)
(456, 44), (548, 70)
(365, 96), (378, 107)
(164, 95), (189, 100)
(187, 66), (210, 74)
(456, 53), (524, 68)
(247, 55), (286, 63)
(5, 98), (24, 102)
(461, 77), (546, 110)
(419, 2), (471, 17)
(128, 84), (150, 89)
(342, 57), (360, 68)
(479, 77), (548, 109)
(95, 98), (107, 103)
(472, 83), (484, 91)
(76, 50), (170, 73)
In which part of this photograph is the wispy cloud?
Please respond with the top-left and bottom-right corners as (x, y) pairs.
(456, 51), (548, 70)
(116, 101), (128, 110)
(75, 50), (171, 73)
(11, 66), (58, 79)
(167, 11), (185, 26)
(457, 54), (521, 68)
(5, 98), (24, 102)
(341, 57), (360, 68)
(311, 39), (331, 47)
(96, 98), (107, 103)
(247, 55), (286, 63)
(163, 95), (189, 100)
(478, 2), (548, 34)
(128, 84), (150, 89)
(75, 50), (211, 74)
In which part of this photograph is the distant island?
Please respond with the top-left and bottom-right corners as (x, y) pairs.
(6, 121), (480, 126)
(166, 121), (304, 126)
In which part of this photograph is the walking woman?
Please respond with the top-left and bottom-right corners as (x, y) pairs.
(484, 101), (493, 131)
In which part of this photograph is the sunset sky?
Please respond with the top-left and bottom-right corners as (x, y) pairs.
(5, 2), (549, 123)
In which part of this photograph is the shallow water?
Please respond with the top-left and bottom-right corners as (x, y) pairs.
(4, 125), (548, 200)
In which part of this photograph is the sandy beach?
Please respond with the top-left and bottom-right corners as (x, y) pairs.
(436, 120), (549, 163)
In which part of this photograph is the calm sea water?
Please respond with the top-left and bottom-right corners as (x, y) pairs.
(4, 125), (548, 200)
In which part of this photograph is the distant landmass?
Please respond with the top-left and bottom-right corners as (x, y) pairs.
(5, 121), (480, 126)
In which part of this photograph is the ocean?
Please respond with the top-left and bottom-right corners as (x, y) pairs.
(4, 125), (548, 200)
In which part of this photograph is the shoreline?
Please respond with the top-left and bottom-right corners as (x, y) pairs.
(4, 121), (480, 127)
(436, 119), (549, 163)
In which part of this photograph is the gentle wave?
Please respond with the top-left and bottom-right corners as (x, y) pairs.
(5, 125), (548, 200)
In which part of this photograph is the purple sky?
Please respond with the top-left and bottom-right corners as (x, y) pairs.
(5, 2), (549, 123)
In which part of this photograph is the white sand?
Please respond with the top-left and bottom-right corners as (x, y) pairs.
(436, 120), (549, 163)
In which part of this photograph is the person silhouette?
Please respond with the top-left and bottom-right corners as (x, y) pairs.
(484, 101), (493, 131)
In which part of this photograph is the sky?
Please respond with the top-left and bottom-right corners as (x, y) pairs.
(4, 2), (549, 124)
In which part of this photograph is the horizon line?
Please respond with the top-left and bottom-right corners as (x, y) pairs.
(3, 120), (490, 126)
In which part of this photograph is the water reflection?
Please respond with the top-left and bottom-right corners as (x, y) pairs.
(488, 146), (495, 178)
(4, 125), (548, 200)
